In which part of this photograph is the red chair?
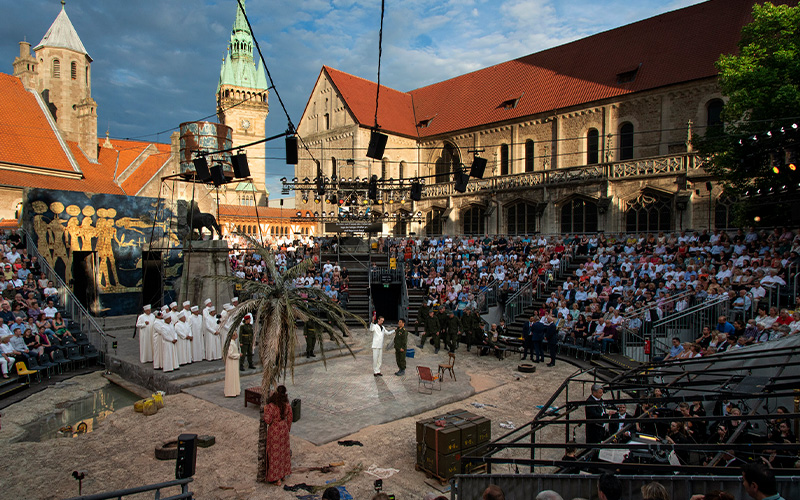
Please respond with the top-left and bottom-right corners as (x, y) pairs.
(417, 366), (441, 394)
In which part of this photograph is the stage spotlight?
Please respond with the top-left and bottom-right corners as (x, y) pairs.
(192, 156), (211, 181)
(285, 135), (299, 164)
(231, 152), (250, 178)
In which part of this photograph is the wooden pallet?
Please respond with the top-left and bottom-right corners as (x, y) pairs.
(415, 463), (452, 485)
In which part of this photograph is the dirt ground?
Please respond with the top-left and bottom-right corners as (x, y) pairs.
(0, 355), (581, 500)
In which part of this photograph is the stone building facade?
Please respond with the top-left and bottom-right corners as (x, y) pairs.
(295, 0), (747, 237)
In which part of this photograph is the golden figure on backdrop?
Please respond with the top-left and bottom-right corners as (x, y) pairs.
(31, 201), (50, 260)
(48, 202), (72, 286)
(95, 208), (120, 289)
(79, 206), (97, 251)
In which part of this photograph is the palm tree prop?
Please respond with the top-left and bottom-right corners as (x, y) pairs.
(211, 234), (365, 482)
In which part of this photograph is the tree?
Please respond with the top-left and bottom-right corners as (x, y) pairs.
(214, 236), (363, 482)
(696, 2), (800, 192)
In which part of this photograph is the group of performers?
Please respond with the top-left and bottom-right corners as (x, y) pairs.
(136, 296), (245, 373)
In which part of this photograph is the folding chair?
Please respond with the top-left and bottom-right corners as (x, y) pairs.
(416, 366), (441, 394)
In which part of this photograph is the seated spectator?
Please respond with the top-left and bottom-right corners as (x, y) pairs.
(0, 334), (15, 377)
(52, 312), (76, 343)
(640, 482), (669, 500)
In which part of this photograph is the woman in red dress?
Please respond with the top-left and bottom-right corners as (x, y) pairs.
(263, 385), (293, 485)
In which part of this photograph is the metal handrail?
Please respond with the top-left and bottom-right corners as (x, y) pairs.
(620, 289), (696, 321)
(475, 279), (498, 314)
(64, 478), (193, 500)
(24, 232), (113, 361)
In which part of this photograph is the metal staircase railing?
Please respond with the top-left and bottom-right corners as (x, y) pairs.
(24, 232), (114, 363)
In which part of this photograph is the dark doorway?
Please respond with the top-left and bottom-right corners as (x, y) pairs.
(142, 251), (163, 310)
(370, 284), (402, 322)
(71, 251), (96, 313)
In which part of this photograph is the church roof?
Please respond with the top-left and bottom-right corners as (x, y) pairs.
(0, 71), (172, 196)
(33, 3), (91, 60)
(317, 0), (763, 138)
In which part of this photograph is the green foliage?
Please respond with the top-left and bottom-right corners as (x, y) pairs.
(696, 2), (800, 192)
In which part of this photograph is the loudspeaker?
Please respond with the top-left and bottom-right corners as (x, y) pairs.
(231, 153), (250, 178)
(469, 157), (487, 178)
(192, 157), (210, 181)
(209, 164), (226, 186)
(454, 172), (469, 193)
(410, 182), (422, 201)
(175, 433), (197, 479)
(285, 135), (299, 165)
(366, 130), (388, 160)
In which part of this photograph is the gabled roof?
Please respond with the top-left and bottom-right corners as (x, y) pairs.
(0, 73), (78, 172)
(323, 66), (418, 138)
(320, 0), (768, 139)
(33, 3), (91, 60)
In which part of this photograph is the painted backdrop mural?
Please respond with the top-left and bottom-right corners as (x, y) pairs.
(23, 188), (184, 316)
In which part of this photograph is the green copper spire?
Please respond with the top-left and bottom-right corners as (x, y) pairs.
(217, 0), (268, 92)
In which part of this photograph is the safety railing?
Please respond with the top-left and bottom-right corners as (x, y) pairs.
(369, 265), (405, 284)
(475, 279), (498, 314)
(503, 280), (535, 322)
(64, 478), (193, 500)
(25, 232), (114, 363)
(399, 262), (410, 321)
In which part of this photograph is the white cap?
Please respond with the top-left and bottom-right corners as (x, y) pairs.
(164, 314), (173, 322)
(182, 301), (191, 307)
(190, 306), (199, 312)
(143, 304), (151, 310)
(209, 305), (216, 311)
(232, 296), (239, 302)
(162, 305), (170, 312)
(170, 302), (178, 308)
(178, 311), (187, 320)
(225, 304), (235, 311)
(204, 298), (212, 305)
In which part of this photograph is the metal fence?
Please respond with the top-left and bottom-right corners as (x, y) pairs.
(453, 473), (800, 500)
(25, 232), (113, 363)
(64, 478), (193, 500)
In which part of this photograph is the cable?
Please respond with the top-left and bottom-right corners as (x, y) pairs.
(373, 0), (385, 130)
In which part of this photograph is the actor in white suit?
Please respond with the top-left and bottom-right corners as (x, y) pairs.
(369, 316), (394, 376)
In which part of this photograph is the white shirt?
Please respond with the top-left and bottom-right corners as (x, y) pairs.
(43, 306), (59, 318)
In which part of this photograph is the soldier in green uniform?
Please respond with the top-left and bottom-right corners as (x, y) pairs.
(239, 313), (255, 370)
(303, 319), (317, 358)
(462, 307), (475, 351)
(393, 318), (408, 376)
(418, 309), (441, 353)
(445, 310), (461, 353)
(470, 308), (484, 352)
(415, 303), (429, 336)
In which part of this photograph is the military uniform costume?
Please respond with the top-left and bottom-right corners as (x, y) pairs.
(415, 304), (429, 336)
(469, 310), (484, 351)
(239, 321), (255, 370)
(436, 308), (448, 341)
(461, 310), (475, 351)
(394, 325), (408, 374)
(304, 321), (317, 358)
(418, 312), (441, 351)
(445, 313), (461, 352)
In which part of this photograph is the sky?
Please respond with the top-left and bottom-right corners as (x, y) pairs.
(0, 0), (705, 199)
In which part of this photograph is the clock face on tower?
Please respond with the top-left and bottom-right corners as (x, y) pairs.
(241, 119), (251, 131)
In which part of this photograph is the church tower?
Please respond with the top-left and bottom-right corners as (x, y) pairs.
(216, 0), (270, 205)
(27, 1), (98, 161)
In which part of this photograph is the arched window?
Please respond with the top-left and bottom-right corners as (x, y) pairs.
(524, 139), (534, 172)
(707, 99), (724, 131)
(500, 144), (510, 176)
(625, 192), (671, 233)
(587, 129), (599, 164)
(426, 209), (444, 236)
(506, 202), (537, 236)
(463, 207), (486, 236)
(381, 158), (388, 180)
(714, 193), (736, 230)
(399, 161), (406, 180)
(619, 122), (634, 160)
(561, 198), (598, 234)
(52, 59), (60, 78)
(435, 142), (460, 184)
(70, 61), (77, 80)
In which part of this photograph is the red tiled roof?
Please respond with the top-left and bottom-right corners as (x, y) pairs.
(0, 73), (78, 172)
(323, 66), (418, 138)
(323, 0), (775, 138)
(218, 204), (300, 219)
(0, 220), (20, 230)
(66, 142), (124, 194)
(116, 142), (172, 195)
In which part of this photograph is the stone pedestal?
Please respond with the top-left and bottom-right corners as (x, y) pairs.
(177, 240), (232, 308)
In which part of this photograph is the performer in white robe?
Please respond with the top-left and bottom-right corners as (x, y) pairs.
(202, 298), (213, 323)
(190, 306), (205, 361)
(224, 330), (241, 397)
(219, 303), (236, 346)
(136, 305), (154, 363)
(159, 314), (179, 372)
(174, 312), (192, 365)
(204, 305), (222, 360)
(169, 302), (180, 323)
(152, 310), (165, 370)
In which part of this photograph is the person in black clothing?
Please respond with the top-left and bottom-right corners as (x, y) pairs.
(585, 383), (614, 444)
(521, 315), (536, 360)
(531, 317), (546, 363)
(545, 317), (558, 366)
